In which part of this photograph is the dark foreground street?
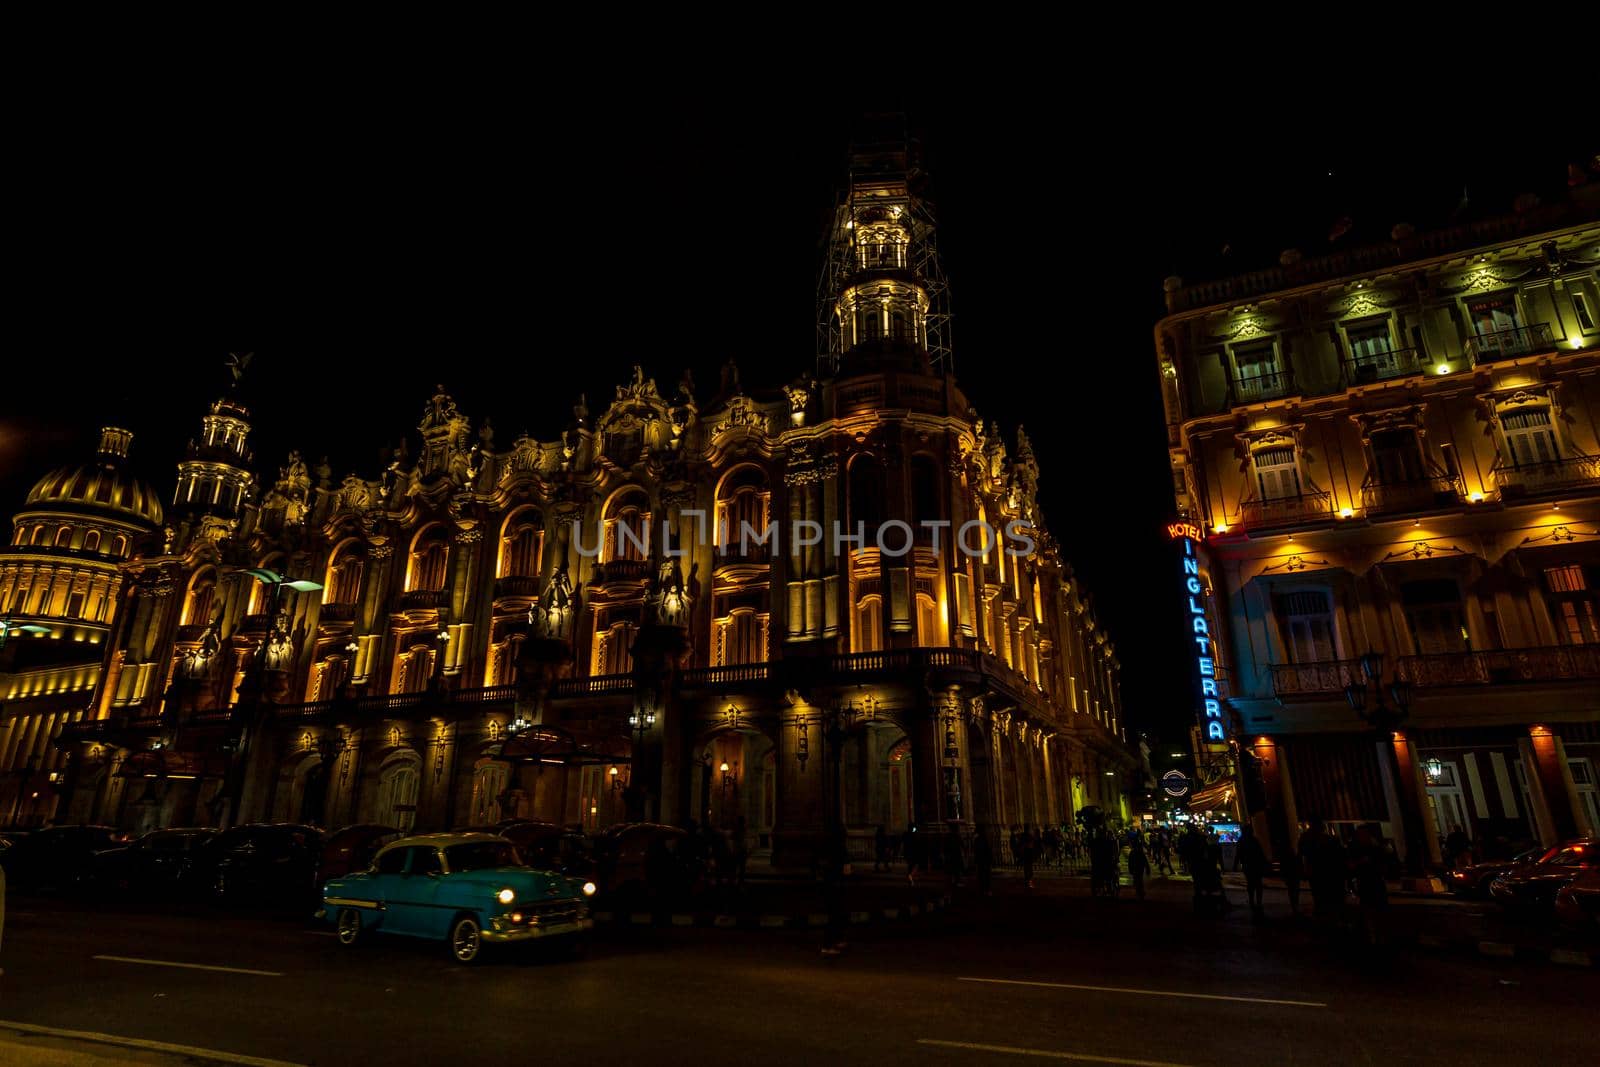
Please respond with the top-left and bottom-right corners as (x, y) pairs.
(2, 880), (1596, 1067)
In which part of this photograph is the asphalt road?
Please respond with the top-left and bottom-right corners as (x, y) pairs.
(1, 887), (1595, 1067)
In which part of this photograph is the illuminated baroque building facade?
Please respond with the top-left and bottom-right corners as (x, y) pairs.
(9, 141), (1134, 861)
(1158, 192), (1600, 866)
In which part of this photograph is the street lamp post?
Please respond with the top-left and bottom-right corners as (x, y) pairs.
(1344, 650), (1424, 875)
(224, 568), (323, 828)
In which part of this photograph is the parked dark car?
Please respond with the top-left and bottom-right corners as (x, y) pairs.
(1490, 838), (1599, 912)
(318, 824), (402, 884)
(1446, 844), (1551, 898)
(93, 827), (218, 896)
(0, 825), (122, 891)
(194, 823), (322, 908)
(497, 822), (594, 881)
(591, 823), (691, 901)
(1553, 867), (1600, 932)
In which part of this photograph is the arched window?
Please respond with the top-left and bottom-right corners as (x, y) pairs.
(391, 643), (437, 694)
(247, 555), (286, 614)
(110, 534), (128, 558)
(54, 526), (73, 548)
(378, 756), (421, 832)
(849, 456), (885, 537)
(603, 490), (650, 563)
(715, 467), (769, 553)
(31, 525), (47, 546)
(594, 619), (637, 676)
(855, 595), (883, 653)
(499, 512), (544, 579)
(83, 530), (101, 553)
(324, 542), (366, 605)
(408, 527), (449, 592)
(720, 609), (764, 666)
(183, 568), (217, 627)
(916, 593), (941, 646)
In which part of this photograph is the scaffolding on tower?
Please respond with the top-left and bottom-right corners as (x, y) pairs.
(816, 118), (953, 379)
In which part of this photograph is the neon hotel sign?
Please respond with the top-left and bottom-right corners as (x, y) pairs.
(1169, 523), (1226, 741)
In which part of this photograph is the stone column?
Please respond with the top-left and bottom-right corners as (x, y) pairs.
(1522, 727), (1589, 842)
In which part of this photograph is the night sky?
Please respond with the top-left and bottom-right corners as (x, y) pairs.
(3, 91), (1591, 746)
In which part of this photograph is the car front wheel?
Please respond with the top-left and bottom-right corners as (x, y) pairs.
(450, 916), (483, 964)
(336, 908), (365, 946)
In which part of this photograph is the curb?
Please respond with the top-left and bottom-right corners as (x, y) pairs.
(590, 894), (952, 931)
(1394, 929), (1597, 969)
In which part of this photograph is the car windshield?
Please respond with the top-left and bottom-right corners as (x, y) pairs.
(445, 842), (522, 872)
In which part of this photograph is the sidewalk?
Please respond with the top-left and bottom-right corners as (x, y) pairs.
(591, 875), (953, 930)
(0, 1022), (302, 1067)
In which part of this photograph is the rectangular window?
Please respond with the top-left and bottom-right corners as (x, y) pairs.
(1275, 590), (1335, 663)
(1253, 446), (1301, 501)
(1469, 293), (1521, 335)
(1501, 407), (1558, 468)
(1572, 292), (1597, 333)
(1544, 565), (1599, 645)
(1402, 579), (1469, 654)
(1345, 320), (1401, 379)
(1232, 340), (1282, 401)
(1370, 428), (1425, 486)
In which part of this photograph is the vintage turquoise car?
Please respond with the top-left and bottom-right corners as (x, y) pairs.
(321, 832), (595, 963)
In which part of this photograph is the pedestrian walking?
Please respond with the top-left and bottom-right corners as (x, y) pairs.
(1279, 847), (1302, 915)
(1235, 825), (1268, 917)
(1299, 818), (1347, 922)
(820, 823), (849, 957)
(973, 825), (994, 896)
(1018, 825), (1037, 889)
(944, 826), (966, 888)
(1350, 825), (1389, 946)
(1127, 834), (1150, 900)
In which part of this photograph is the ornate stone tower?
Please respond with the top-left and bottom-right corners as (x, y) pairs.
(173, 355), (257, 523)
(816, 115), (953, 378)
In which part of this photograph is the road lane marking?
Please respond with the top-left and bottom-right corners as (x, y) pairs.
(957, 976), (1326, 1008)
(92, 955), (284, 977)
(918, 1039), (1192, 1066)
(0, 1020), (306, 1067)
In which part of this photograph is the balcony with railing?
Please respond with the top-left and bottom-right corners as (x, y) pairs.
(1236, 490), (1334, 532)
(1343, 346), (1424, 384)
(1269, 658), (1363, 696)
(1360, 475), (1462, 515)
(713, 541), (773, 567)
(493, 576), (542, 600)
(319, 602), (357, 622)
(1397, 646), (1600, 686)
(1467, 322), (1554, 365)
(1270, 645), (1600, 696)
(396, 588), (448, 611)
(1492, 455), (1600, 498)
(1230, 368), (1292, 404)
(592, 559), (652, 585)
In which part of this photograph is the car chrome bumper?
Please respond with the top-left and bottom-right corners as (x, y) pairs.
(484, 917), (593, 942)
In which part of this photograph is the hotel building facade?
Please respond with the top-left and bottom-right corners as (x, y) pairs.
(2, 142), (1134, 864)
(1157, 192), (1600, 865)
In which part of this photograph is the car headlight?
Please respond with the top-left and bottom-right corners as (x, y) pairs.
(582, 881), (597, 897)
(497, 888), (516, 904)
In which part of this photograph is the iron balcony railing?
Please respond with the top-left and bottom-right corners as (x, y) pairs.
(493, 576), (542, 600)
(1492, 455), (1600, 497)
(1236, 490), (1334, 531)
(318, 602), (357, 622)
(1397, 646), (1600, 686)
(1231, 369), (1291, 403)
(396, 589), (448, 611)
(713, 542), (773, 566)
(1360, 475), (1462, 514)
(593, 559), (651, 584)
(1467, 323), (1554, 365)
(1343, 346), (1423, 384)
(1270, 646), (1600, 695)
(1268, 658), (1364, 696)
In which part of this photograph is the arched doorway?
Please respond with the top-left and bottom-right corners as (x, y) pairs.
(376, 754), (420, 831)
(298, 759), (329, 827)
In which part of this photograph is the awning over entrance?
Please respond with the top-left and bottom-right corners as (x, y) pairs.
(498, 725), (630, 767)
(1186, 778), (1238, 815)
